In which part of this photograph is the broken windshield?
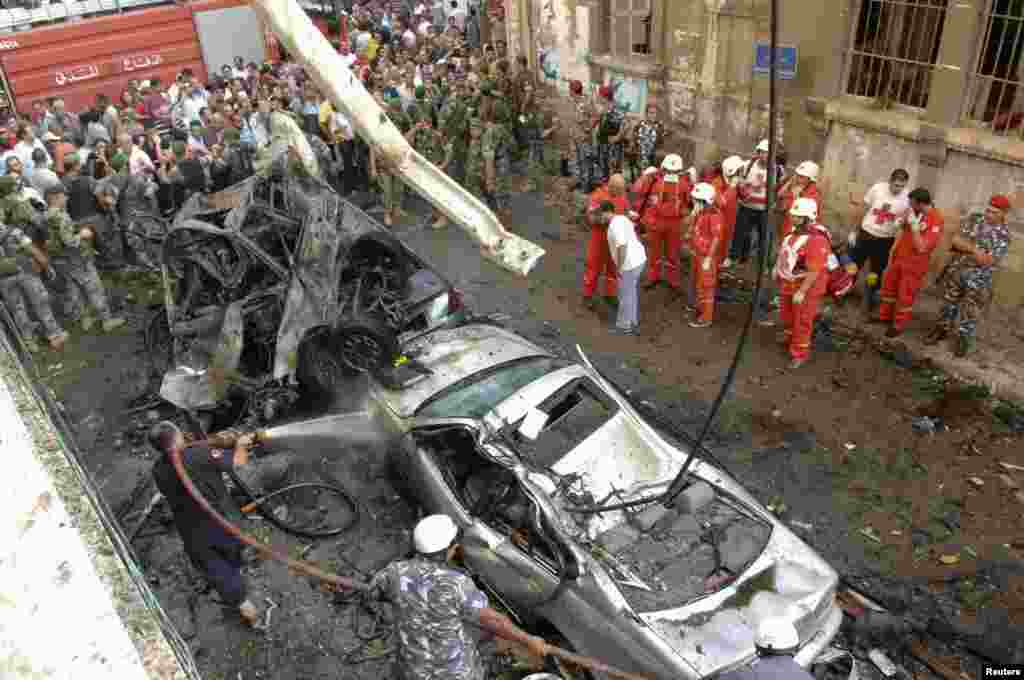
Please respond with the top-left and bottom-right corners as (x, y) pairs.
(416, 356), (566, 419)
(510, 378), (619, 468)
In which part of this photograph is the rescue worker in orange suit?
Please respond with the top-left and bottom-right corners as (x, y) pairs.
(776, 161), (822, 243)
(687, 182), (724, 328)
(773, 198), (831, 369)
(876, 187), (944, 338)
(582, 173), (632, 308)
(719, 155), (747, 269)
(637, 154), (689, 291)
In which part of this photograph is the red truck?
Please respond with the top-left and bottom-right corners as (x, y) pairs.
(0, 0), (333, 114)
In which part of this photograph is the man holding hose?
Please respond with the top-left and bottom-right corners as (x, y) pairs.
(371, 514), (550, 680)
(149, 421), (262, 627)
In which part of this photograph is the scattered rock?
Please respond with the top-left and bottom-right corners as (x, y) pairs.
(1015, 491), (1024, 505)
(911, 528), (932, 547)
(911, 416), (943, 435)
(968, 476), (985, 488)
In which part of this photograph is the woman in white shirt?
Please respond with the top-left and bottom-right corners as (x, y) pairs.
(607, 212), (647, 335)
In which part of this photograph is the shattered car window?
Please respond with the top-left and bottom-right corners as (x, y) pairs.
(514, 379), (619, 468)
(416, 357), (566, 419)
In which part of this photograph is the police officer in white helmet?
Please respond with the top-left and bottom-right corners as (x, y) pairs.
(370, 514), (549, 680)
(717, 618), (814, 680)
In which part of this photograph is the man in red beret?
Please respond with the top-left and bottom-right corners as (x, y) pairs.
(925, 194), (1013, 356)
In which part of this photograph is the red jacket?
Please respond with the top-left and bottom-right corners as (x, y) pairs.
(691, 209), (724, 257)
(891, 208), (944, 272)
(775, 230), (831, 296)
(588, 184), (630, 229)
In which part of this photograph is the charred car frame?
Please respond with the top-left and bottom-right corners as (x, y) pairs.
(150, 173), (465, 422)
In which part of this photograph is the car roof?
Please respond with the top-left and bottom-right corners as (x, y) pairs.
(376, 323), (554, 418)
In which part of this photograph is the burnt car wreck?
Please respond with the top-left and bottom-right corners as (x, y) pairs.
(149, 171), (464, 424)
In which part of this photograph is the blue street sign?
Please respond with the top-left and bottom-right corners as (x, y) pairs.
(753, 43), (797, 80)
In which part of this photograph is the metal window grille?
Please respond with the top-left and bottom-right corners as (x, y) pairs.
(845, 0), (949, 109)
(965, 0), (1024, 136)
(611, 0), (652, 57)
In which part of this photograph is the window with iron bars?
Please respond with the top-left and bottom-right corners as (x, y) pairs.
(609, 0), (653, 58)
(845, 0), (949, 109)
(965, 0), (1024, 136)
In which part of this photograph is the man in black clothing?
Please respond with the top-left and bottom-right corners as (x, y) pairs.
(149, 421), (261, 626)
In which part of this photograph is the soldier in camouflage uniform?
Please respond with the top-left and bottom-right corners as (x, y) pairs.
(517, 83), (555, 192)
(925, 194), (1013, 357)
(370, 93), (409, 227)
(0, 175), (42, 240)
(456, 118), (487, 205)
(406, 87), (449, 229)
(43, 185), (126, 333)
(569, 80), (599, 194)
(438, 79), (472, 184)
(370, 515), (548, 680)
(0, 216), (66, 352)
(481, 104), (515, 220)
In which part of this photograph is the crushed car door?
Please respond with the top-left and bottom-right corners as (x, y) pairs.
(273, 191), (344, 379)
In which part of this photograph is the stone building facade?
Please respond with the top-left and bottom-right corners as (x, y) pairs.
(503, 0), (1024, 304)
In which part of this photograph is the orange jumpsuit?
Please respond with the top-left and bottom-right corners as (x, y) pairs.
(775, 230), (831, 361)
(582, 184), (629, 299)
(879, 208), (944, 330)
(690, 208), (725, 323)
(639, 175), (690, 288)
(631, 172), (661, 235)
(777, 181), (822, 241)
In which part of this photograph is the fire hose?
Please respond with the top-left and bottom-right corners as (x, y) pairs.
(167, 443), (653, 680)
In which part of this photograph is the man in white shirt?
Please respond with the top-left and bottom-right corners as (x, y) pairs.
(849, 168), (911, 310)
(730, 139), (771, 264)
(13, 123), (51, 180)
(607, 212), (647, 335)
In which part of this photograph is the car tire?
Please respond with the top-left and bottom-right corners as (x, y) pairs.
(296, 326), (347, 399)
(335, 312), (400, 375)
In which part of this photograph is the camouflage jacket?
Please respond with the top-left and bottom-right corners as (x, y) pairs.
(409, 123), (445, 165)
(464, 139), (485, 184)
(370, 558), (489, 680)
(481, 122), (513, 164)
(0, 195), (37, 229)
(387, 104), (413, 134)
(946, 212), (1013, 289)
(438, 96), (471, 143)
(0, 222), (33, 275)
(46, 206), (94, 259)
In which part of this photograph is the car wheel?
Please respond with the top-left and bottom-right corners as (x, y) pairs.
(296, 326), (347, 398)
(335, 313), (400, 374)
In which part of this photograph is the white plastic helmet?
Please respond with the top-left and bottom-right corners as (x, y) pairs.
(722, 155), (746, 178)
(661, 154), (683, 172)
(643, 166), (659, 176)
(756, 139), (770, 153)
(413, 514), (459, 554)
(795, 161), (820, 183)
(691, 182), (716, 204)
(754, 617), (800, 653)
(789, 197), (819, 221)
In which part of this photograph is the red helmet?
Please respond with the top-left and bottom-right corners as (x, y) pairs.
(569, 80), (583, 96)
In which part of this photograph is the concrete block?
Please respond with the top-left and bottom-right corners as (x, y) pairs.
(597, 524), (641, 555)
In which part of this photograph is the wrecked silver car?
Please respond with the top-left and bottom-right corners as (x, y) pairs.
(352, 323), (842, 679)
(149, 173), (465, 419)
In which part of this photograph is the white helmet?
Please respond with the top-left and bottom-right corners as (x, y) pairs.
(722, 155), (746, 178)
(756, 139), (770, 153)
(643, 166), (659, 176)
(661, 154), (683, 172)
(413, 514), (459, 554)
(789, 197), (819, 221)
(691, 182), (716, 204)
(754, 617), (800, 654)
(794, 161), (820, 183)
